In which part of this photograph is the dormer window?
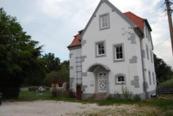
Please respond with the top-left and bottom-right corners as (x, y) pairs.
(99, 13), (110, 30)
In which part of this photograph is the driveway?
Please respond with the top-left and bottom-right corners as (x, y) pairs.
(0, 100), (161, 116)
(0, 101), (108, 116)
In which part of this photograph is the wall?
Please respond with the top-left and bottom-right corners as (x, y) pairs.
(141, 24), (157, 96)
(81, 2), (144, 96)
(69, 47), (81, 92)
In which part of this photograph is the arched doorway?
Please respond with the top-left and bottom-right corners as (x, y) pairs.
(88, 64), (110, 94)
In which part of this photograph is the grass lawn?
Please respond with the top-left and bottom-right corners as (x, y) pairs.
(160, 78), (173, 88)
(18, 88), (173, 115)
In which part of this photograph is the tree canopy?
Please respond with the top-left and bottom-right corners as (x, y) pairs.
(154, 54), (173, 83)
(0, 8), (42, 98)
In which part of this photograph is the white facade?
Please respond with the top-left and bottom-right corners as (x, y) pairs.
(68, 0), (156, 99)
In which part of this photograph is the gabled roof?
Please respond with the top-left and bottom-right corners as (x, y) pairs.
(123, 12), (144, 31)
(80, 0), (134, 38)
(123, 11), (152, 31)
(67, 34), (81, 49)
(68, 0), (152, 49)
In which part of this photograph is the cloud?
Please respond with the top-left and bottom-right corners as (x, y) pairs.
(0, 0), (172, 67)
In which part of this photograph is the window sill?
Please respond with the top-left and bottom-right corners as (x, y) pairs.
(100, 26), (110, 30)
(113, 59), (124, 62)
(96, 54), (106, 58)
(116, 82), (125, 85)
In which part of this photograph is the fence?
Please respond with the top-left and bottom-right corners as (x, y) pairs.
(158, 87), (173, 94)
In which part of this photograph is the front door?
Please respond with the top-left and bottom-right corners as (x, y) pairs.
(96, 72), (107, 93)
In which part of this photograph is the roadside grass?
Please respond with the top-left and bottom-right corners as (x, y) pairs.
(160, 78), (173, 88)
(18, 89), (51, 101)
(18, 88), (75, 101)
(18, 88), (173, 115)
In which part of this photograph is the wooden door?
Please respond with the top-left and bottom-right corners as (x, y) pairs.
(96, 72), (107, 93)
(76, 84), (82, 100)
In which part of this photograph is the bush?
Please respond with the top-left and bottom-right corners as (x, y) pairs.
(122, 87), (132, 99)
(1, 87), (20, 99)
(133, 95), (141, 101)
(28, 86), (38, 92)
(68, 90), (75, 98)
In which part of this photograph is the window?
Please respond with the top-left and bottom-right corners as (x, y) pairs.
(142, 49), (145, 58)
(150, 50), (153, 63)
(96, 41), (105, 57)
(145, 28), (151, 41)
(152, 72), (155, 85)
(146, 45), (149, 60)
(113, 44), (124, 61)
(148, 71), (151, 85)
(70, 53), (73, 58)
(115, 74), (125, 84)
(99, 13), (110, 30)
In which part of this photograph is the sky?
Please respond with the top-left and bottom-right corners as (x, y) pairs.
(0, 0), (172, 68)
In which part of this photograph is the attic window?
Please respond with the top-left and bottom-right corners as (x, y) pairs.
(99, 13), (110, 30)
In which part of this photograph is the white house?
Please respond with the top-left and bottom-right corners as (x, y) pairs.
(68, 0), (157, 99)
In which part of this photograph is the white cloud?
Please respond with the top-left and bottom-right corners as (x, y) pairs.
(34, 0), (173, 67)
(1, 0), (172, 67)
(35, 0), (68, 18)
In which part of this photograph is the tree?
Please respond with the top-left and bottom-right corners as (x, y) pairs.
(0, 8), (42, 98)
(59, 60), (69, 82)
(154, 54), (173, 83)
(42, 53), (60, 73)
(45, 71), (59, 86)
(44, 60), (69, 86)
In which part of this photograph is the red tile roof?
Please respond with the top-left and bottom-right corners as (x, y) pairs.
(68, 12), (147, 48)
(68, 34), (81, 49)
(123, 11), (145, 31)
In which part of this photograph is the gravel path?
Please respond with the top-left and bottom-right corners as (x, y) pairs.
(0, 101), (108, 116)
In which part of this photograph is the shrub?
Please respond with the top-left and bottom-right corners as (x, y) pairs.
(133, 95), (141, 101)
(28, 86), (38, 92)
(122, 87), (132, 99)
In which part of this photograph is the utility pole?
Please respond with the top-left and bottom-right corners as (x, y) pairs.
(165, 0), (173, 55)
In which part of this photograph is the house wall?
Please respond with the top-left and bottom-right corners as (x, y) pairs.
(81, 2), (145, 98)
(141, 24), (157, 97)
(69, 47), (82, 92)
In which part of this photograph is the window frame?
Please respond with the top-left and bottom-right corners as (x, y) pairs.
(152, 72), (155, 85)
(148, 71), (152, 85)
(113, 43), (125, 62)
(150, 50), (153, 63)
(95, 41), (106, 57)
(115, 74), (126, 85)
(99, 13), (110, 30)
(146, 45), (149, 60)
